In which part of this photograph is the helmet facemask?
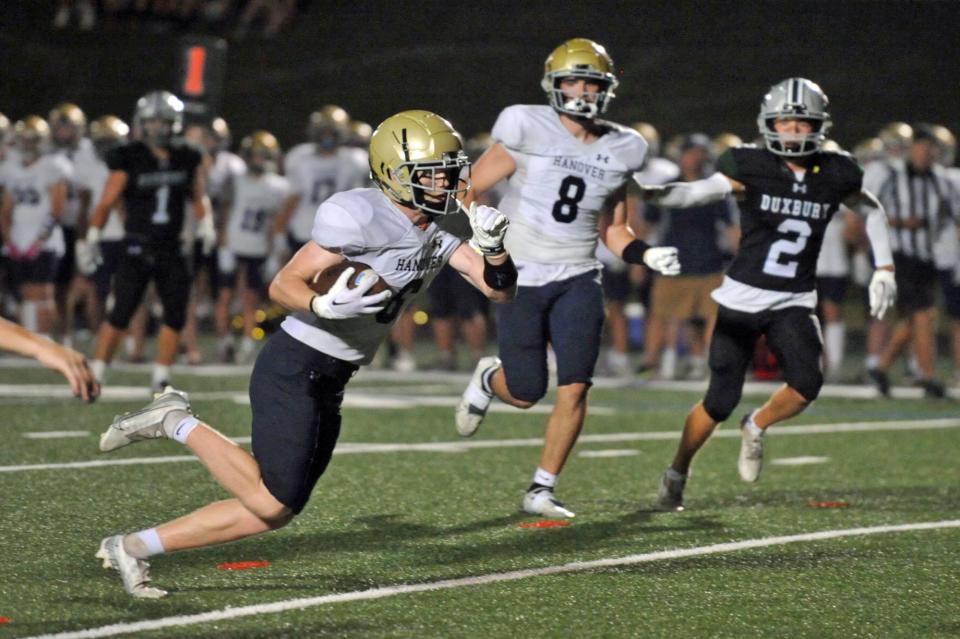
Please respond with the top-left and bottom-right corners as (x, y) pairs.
(543, 70), (616, 119)
(133, 91), (184, 147)
(394, 152), (471, 216)
(757, 78), (832, 157)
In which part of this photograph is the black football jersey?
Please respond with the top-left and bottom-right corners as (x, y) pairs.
(717, 145), (863, 293)
(107, 140), (202, 245)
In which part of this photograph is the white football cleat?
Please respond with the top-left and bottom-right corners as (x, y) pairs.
(99, 386), (192, 452)
(522, 487), (576, 519)
(455, 356), (501, 437)
(96, 535), (167, 599)
(738, 413), (764, 482)
(653, 469), (686, 512)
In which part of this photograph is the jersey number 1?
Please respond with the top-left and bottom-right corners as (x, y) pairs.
(763, 219), (811, 278)
(551, 176), (586, 223)
(151, 186), (170, 225)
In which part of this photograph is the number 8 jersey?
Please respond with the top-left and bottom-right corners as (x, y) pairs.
(492, 105), (647, 285)
(716, 145), (863, 298)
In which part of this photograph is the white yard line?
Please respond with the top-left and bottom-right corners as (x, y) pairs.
(24, 519), (960, 639)
(3, 418), (959, 473)
(23, 431), (90, 439)
(771, 456), (830, 466)
(578, 449), (640, 458)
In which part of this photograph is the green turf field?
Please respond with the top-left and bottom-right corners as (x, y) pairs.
(0, 362), (958, 638)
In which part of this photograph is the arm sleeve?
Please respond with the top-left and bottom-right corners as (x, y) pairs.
(105, 145), (126, 172)
(644, 172), (733, 208)
(311, 200), (366, 254)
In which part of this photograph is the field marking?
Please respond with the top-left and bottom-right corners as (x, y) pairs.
(771, 456), (830, 466)
(578, 449), (640, 458)
(24, 519), (960, 639)
(3, 418), (959, 473)
(23, 430), (90, 439)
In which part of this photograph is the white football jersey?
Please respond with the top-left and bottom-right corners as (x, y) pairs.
(281, 188), (461, 363)
(4, 155), (70, 254)
(73, 154), (125, 241)
(493, 105), (647, 285)
(224, 173), (291, 256)
(815, 208), (850, 277)
(208, 150), (246, 201)
(283, 144), (370, 242)
(52, 138), (97, 228)
(932, 166), (960, 270)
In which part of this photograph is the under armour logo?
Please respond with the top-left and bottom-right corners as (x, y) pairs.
(792, 182), (807, 194)
(596, 154), (610, 163)
(432, 238), (443, 249)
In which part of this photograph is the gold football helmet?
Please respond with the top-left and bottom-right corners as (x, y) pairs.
(929, 124), (956, 166)
(712, 132), (743, 157)
(369, 110), (470, 216)
(14, 115), (51, 159)
(877, 122), (912, 157)
(348, 120), (373, 147)
(90, 115), (130, 156)
(49, 102), (87, 149)
(853, 137), (885, 164)
(630, 122), (660, 156)
(0, 112), (9, 144)
(240, 130), (281, 173)
(541, 38), (618, 119)
(309, 104), (350, 149)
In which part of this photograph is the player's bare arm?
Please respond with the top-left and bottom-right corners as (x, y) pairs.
(49, 179), (68, 220)
(0, 190), (12, 242)
(447, 242), (516, 302)
(88, 170), (127, 230)
(463, 142), (516, 206)
(599, 183), (681, 275)
(269, 241), (346, 313)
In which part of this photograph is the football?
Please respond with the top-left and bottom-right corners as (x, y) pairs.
(309, 260), (391, 296)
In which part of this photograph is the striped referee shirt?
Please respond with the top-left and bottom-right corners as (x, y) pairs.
(865, 159), (958, 263)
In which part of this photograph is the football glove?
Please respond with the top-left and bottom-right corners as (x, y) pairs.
(868, 268), (897, 319)
(465, 202), (509, 256)
(643, 246), (681, 276)
(83, 226), (103, 272)
(310, 267), (393, 320)
(197, 213), (217, 256)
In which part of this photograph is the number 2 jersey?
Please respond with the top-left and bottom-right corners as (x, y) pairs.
(492, 105), (648, 286)
(713, 145), (863, 311)
(106, 140), (203, 247)
(281, 188), (461, 364)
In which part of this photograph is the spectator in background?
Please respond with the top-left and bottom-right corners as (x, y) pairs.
(929, 124), (960, 387)
(234, 0), (297, 38)
(640, 134), (737, 380)
(53, 0), (97, 30)
(866, 124), (956, 398)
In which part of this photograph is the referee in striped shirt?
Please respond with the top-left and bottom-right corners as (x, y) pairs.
(866, 124), (957, 398)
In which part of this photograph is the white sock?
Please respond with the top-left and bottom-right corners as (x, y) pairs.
(21, 301), (38, 332)
(865, 355), (879, 371)
(666, 467), (686, 481)
(90, 359), (107, 383)
(152, 364), (171, 388)
(241, 336), (255, 352)
(825, 322), (845, 375)
(660, 348), (677, 379)
(123, 528), (165, 559)
(124, 335), (135, 356)
(744, 409), (765, 436)
(607, 350), (628, 369)
(164, 414), (199, 444)
(533, 466), (557, 488)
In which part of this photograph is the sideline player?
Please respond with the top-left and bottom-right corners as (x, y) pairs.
(454, 38), (680, 518)
(638, 78), (897, 511)
(85, 91), (214, 391)
(215, 130), (290, 362)
(93, 110), (517, 598)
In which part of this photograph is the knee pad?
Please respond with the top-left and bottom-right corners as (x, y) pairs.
(787, 368), (823, 403)
(702, 376), (742, 423)
(504, 369), (548, 404)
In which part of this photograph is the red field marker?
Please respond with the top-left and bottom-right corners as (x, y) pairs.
(808, 500), (850, 508)
(0, 617), (11, 624)
(517, 520), (571, 529)
(217, 560), (271, 570)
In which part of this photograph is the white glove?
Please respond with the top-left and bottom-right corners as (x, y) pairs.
(310, 267), (393, 320)
(643, 246), (681, 276)
(217, 247), (237, 274)
(465, 202), (509, 256)
(868, 268), (897, 319)
(82, 226), (103, 273)
(197, 213), (217, 256)
(75, 239), (98, 276)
